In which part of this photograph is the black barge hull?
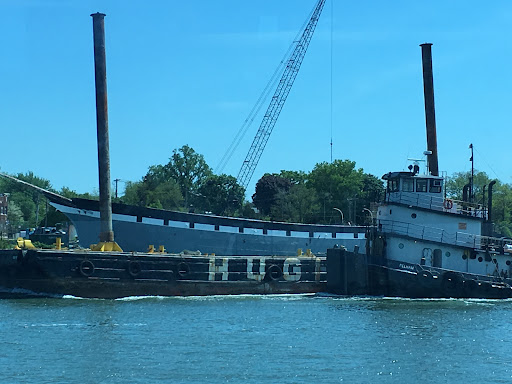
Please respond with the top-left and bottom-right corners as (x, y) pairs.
(0, 249), (325, 299)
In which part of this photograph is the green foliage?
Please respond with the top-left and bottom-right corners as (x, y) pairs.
(445, 170), (512, 237)
(307, 160), (364, 223)
(445, 170), (492, 203)
(0, 172), (54, 228)
(151, 145), (213, 207)
(490, 183), (512, 237)
(251, 161), (384, 224)
(278, 170), (308, 185)
(361, 173), (384, 204)
(59, 186), (99, 200)
(196, 174), (245, 216)
(7, 201), (24, 229)
(30, 241), (55, 249)
(252, 174), (292, 216)
(239, 201), (258, 219)
(0, 172), (101, 232)
(122, 145), (214, 211)
(270, 183), (319, 223)
(0, 239), (15, 250)
(122, 180), (183, 210)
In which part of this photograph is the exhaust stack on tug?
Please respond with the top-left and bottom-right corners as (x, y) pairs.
(90, 12), (122, 251)
(420, 43), (439, 176)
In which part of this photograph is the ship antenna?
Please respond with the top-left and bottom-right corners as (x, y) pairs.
(469, 143), (474, 203)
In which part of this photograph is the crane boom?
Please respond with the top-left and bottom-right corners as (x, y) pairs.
(236, 0), (326, 189)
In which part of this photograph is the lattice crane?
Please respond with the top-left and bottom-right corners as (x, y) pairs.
(236, 0), (326, 189)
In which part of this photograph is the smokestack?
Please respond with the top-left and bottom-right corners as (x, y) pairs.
(463, 184), (470, 203)
(91, 12), (114, 243)
(420, 43), (439, 176)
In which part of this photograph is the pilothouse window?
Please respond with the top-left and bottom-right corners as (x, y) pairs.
(402, 178), (414, 192)
(388, 179), (399, 192)
(416, 179), (428, 192)
(430, 179), (442, 193)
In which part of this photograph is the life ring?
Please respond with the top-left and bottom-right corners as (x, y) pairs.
(128, 261), (142, 277)
(79, 260), (95, 277)
(177, 262), (190, 278)
(443, 199), (453, 210)
(265, 264), (283, 282)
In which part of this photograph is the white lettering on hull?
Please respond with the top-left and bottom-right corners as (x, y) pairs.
(283, 258), (301, 281)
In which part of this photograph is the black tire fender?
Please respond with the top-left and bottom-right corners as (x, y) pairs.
(128, 261), (142, 278)
(265, 264), (283, 282)
(79, 260), (95, 277)
(177, 262), (190, 278)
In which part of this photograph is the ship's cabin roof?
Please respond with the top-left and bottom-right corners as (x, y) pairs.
(382, 171), (443, 196)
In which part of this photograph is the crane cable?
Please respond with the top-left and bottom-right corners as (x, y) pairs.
(216, 3), (317, 174)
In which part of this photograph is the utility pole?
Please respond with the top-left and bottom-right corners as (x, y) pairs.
(114, 178), (121, 199)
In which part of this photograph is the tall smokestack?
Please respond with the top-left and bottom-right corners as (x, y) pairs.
(91, 12), (114, 243)
(420, 43), (439, 176)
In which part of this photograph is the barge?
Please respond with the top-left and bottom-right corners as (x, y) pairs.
(0, 243), (326, 298)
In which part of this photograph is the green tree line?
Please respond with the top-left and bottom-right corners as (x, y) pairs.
(445, 170), (512, 237)
(0, 172), (97, 235)
(121, 145), (384, 225)
(2, 145), (512, 237)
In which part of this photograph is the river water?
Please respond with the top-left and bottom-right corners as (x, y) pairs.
(1, 294), (511, 383)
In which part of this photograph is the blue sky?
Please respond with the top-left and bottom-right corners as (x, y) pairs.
(1, 0), (511, 198)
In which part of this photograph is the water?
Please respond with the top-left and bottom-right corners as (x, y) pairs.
(1, 294), (511, 383)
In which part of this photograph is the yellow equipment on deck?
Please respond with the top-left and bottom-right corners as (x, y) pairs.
(90, 241), (123, 252)
(15, 237), (36, 249)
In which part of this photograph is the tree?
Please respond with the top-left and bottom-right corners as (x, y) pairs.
(239, 201), (258, 219)
(308, 160), (365, 224)
(7, 200), (24, 233)
(59, 186), (99, 200)
(0, 172), (54, 228)
(491, 183), (512, 238)
(445, 170), (492, 203)
(252, 174), (292, 216)
(158, 145), (213, 208)
(278, 170), (308, 185)
(360, 173), (385, 206)
(196, 174), (245, 215)
(122, 179), (183, 210)
(270, 183), (319, 223)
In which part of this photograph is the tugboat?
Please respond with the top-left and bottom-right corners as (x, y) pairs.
(364, 165), (512, 299)
(326, 42), (512, 299)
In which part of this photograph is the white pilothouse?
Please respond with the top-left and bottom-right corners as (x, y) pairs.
(378, 166), (512, 280)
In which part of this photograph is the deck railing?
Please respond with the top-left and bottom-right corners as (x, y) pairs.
(379, 219), (510, 251)
(385, 193), (486, 218)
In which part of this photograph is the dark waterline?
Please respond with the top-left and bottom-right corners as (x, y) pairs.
(1, 295), (511, 383)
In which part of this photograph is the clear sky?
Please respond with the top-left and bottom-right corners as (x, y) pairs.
(1, 0), (511, 198)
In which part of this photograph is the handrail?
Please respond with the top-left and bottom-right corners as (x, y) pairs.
(379, 219), (511, 251)
(385, 192), (487, 219)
